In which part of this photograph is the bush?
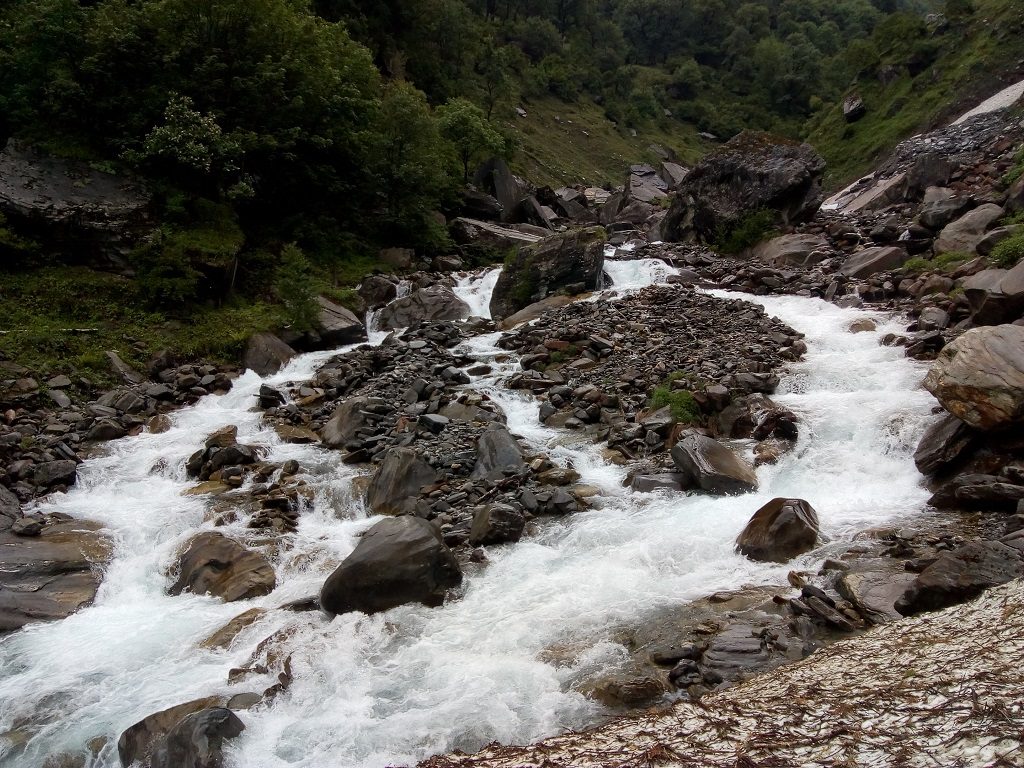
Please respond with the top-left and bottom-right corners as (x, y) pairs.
(990, 232), (1024, 268)
(649, 385), (700, 424)
(713, 209), (778, 254)
(901, 257), (932, 274)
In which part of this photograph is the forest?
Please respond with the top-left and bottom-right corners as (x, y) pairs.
(0, 0), (985, 348)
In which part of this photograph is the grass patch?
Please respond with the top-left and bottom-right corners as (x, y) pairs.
(990, 231), (1024, 268)
(650, 385), (700, 424)
(713, 210), (778, 255)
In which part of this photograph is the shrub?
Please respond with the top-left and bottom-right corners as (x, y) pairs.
(934, 251), (971, 269)
(713, 209), (778, 255)
(649, 386), (700, 424)
(901, 257), (933, 274)
(990, 232), (1024, 269)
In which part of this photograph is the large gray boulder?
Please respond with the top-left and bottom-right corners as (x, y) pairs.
(923, 325), (1024, 430)
(376, 285), (470, 330)
(934, 203), (1004, 254)
(489, 226), (606, 320)
(471, 424), (526, 480)
(913, 412), (977, 476)
(365, 447), (439, 515)
(895, 540), (1024, 615)
(961, 261), (1024, 325)
(918, 189), (972, 230)
(473, 157), (532, 223)
(243, 332), (295, 377)
(670, 434), (758, 495)
(319, 516), (462, 615)
(469, 504), (527, 546)
(118, 697), (234, 768)
(284, 297), (367, 351)
(750, 234), (828, 268)
(0, 519), (111, 632)
(320, 395), (372, 447)
(627, 164), (670, 203)
(662, 131), (825, 243)
(169, 532), (276, 602)
(839, 246), (909, 278)
(735, 498), (819, 563)
(450, 217), (547, 251)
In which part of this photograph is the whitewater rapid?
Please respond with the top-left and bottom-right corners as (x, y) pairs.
(0, 264), (934, 768)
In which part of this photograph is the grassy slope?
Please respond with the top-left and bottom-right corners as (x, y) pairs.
(805, 0), (1024, 187)
(500, 97), (711, 187)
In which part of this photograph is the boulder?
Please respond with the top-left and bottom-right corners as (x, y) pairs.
(842, 173), (908, 214)
(365, 447), (439, 515)
(450, 217), (546, 251)
(168, 532), (276, 602)
(117, 696), (227, 768)
(311, 297), (367, 348)
(934, 203), (1004, 254)
(962, 261), (1024, 325)
(471, 423), (526, 480)
(496, 295), (577, 330)
(243, 332), (295, 377)
(320, 395), (372, 447)
(376, 286), (470, 330)
(918, 190), (972, 230)
(149, 707), (245, 768)
(489, 226), (606, 320)
(473, 157), (532, 222)
(839, 246), (909, 278)
(895, 540), (1024, 615)
(842, 93), (866, 123)
(662, 131), (825, 243)
(460, 187), (504, 220)
(319, 516), (462, 615)
(837, 569), (918, 624)
(358, 275), (397, 309)
(906, 154), (952, 198)
(750, 234), (828, 268)
(735, 498), (819, 563)
(0, 485), (20, 531)
(379, 247), (414, 269)
(33, 459), (78, 489)
(659, 162), (689, 188)
(626, 164), (669, 203)
(469, 504), (527, 546)
(913, 412), (977, 476)
(670, 434), (758, 495)
(923, 325), (1024, 429)
(976, 225), (1021, 257)
(0, 519), (111, 632)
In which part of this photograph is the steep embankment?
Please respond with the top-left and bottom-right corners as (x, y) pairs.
(806, 0), (1024, 186)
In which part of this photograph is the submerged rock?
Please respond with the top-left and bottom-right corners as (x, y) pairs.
(319, 516), (462, 615)
(168, 532), (276, 602)
(735, 498), (819, 563)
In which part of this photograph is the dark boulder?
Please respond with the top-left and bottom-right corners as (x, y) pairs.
(33, 460), (78, 489)
(358, 275), (398, 309)
(118, 697), (228, 768)
(284, 297), (367, 350)
(319, 516), (462, 615)
(320, 395), (372, 447)
(473, 157), (532, 223)
(150, 708), (245, 768)
(471, 423), (527, 480)
(670, 434), (758, 495)
(469, 504), (527, 546)
(243, 332), (295, 377)
(913, 412), (977, 476)
(842, 93), (866, 123)
(662, 131), (825, 243)
(735, 498), (819, 563)
(0, 485), (22, 530)
(169, 532), (276, 602)
(365, 447), (439, 515)
(489, 226), (606, 320)
(376, 286), (470, 330)
(961, 262), (1024, 326)
(895, 541), (1024, 615)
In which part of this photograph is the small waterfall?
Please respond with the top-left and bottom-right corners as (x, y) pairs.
(602, 258), (678, 293)
(452, 268), (502, 319)
(0, 260), (935, 768)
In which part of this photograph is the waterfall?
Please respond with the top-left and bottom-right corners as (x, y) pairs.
(0, 262), (933, 768)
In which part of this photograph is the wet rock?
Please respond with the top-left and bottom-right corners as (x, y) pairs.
(735, 498), (819, 563)
(319, 516), (462, 615)
(671, 435), (758, 495)
(0, 485), (21, 531)
(274, 425), (319, 444)
(33, 460), (77, 489)
(923, 325), (1024, 429)
(587, 675), (668, 707)
(663, 131), (825, 243)
(913, 412), (977, 476)
(320, 395), (372, 448)
(359, 275), (398, 309)
(838, 569), (917, 624)
(243, 332), (295, 377)
(630, 473), (689, 493)
(934, 203), (1004, 254)
(365, 447), (439, 515)
(469, 504), (526, 546)
(489, 226), (606, 320)
(169, 532), (276, 602)
(895, 540), (1024, 615)
(376, 286), (470, 331)
(200, 607), (267, 650)
(471, 424), (526, 480)
(0, 519), (111, 632)
(117, 697), (228, 768)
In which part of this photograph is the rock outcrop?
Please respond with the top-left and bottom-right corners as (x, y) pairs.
(489, 227), (606, 320)
(923, 325), (1024, 430)
(662, 131), (825, 243)
(735, 498), (819, 563)
(896, 540), (1024, 615)
(670, 435), (758, 495)
(319, 516), (462, 615)
(377, 286), (471, 330)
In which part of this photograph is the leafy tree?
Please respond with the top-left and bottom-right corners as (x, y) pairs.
(274, 244), (321, 331)
(437, 97), (505, 180)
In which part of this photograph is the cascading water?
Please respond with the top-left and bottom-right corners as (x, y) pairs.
(0, 261), (934, 768)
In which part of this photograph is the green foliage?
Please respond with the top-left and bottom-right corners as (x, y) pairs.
(274, 244), (321, 332)
(901, 257), (933, 274)
(650, 386), (700, 424)
(437, 98), (506, 181)
(990, 232), (1024, 268)
(934, 251), (971, 269)
(713, 209), (779, 254)
(1004, 146), (1024, 186)
(0, 213), (39, 262)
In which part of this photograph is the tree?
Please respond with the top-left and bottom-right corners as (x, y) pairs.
(436, 97), (505, 181)
(274, 244), (320, 331)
